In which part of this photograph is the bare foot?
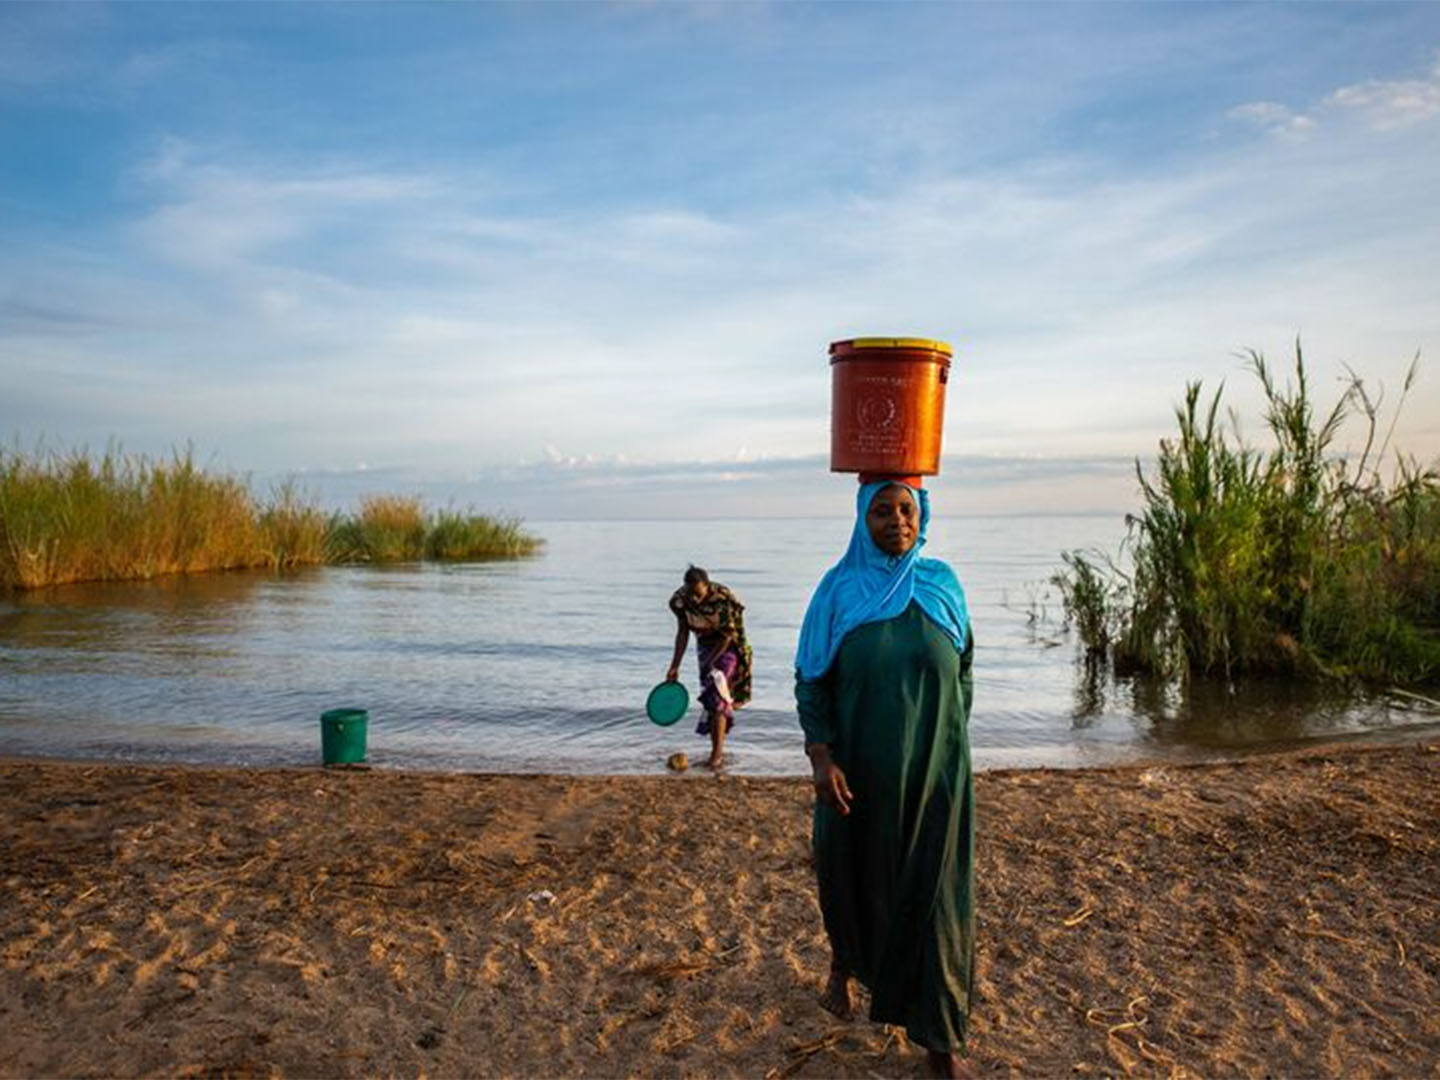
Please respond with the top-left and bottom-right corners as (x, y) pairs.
(819, 966), (853, 1020)
(704, 752), (724, 770)
(925, 1049), (974, 1079)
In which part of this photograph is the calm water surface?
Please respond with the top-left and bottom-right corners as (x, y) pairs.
(2, 516), (1436, 775)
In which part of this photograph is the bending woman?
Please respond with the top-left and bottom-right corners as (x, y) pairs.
(795, 480), (975, 1078)
(667, 565), (753, 769)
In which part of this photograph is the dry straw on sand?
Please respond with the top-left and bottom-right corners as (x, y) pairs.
(3, 743), (1438, 1077)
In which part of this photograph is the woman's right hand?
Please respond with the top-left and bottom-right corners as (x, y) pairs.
(665, 665), (680, 682)
(808, 745), (853, 816)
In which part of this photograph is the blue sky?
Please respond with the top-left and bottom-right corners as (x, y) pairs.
(3, 2), (1439, 518)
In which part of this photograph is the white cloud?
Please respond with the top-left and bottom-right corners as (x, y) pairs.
(6, 51), (1440, 502)
(1230, 50), (1440, 138)
(1225, 101), (1317, 140)
(263, 452), (1143, 519)
(117, 39), (236, 93)
(128, 140), (442, 269)
(0, 4), (110, 91)
(1325, 50), (1440, 130)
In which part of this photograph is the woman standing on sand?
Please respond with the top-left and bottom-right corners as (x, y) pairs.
(666, 565), (753, 769)
(795, 479), (975, 1079)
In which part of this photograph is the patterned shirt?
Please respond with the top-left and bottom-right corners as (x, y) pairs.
(669, 583), (753, 708)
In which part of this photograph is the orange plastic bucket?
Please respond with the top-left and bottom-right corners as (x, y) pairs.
(829, 337), (952, 476)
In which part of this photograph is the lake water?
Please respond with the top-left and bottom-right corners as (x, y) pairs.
(2, 515), (1436, 775)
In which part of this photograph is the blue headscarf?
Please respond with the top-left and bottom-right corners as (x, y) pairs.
(795, 480), (970, 681)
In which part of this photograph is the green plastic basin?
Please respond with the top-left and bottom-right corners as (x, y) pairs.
(646, 681), (689, 727)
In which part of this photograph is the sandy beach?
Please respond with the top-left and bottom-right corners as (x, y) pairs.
(2, 742), (1438, 1078)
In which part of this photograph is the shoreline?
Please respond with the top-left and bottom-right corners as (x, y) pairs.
(6, 711), (1440, 781)
(4, 740), (1438, 1077)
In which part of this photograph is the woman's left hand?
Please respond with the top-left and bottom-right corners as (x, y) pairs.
(808, 745), (853, 816)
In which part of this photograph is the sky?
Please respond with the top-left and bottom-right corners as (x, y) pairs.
(3, 1), (1439, 519)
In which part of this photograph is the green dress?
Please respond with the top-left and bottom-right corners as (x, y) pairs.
(795, 601), (976, 1053)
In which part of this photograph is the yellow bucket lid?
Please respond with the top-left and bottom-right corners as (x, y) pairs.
(830, 336), (953, 356)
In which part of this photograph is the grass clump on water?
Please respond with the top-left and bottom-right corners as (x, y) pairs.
(1054, 343), (1440, 687)
(324, 496), (539, 563)
(327, 495), (428, 563)
(424, 508), (538, 561)
(0, 445), (543, 589)
(257, 480), (332, 568)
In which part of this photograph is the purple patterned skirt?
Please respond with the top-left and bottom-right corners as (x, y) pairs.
(696, 647), (740, 736)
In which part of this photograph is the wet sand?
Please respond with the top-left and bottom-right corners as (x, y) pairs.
(3, 742), (1438, 1078)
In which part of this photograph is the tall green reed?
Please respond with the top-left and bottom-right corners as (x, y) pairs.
(1054, 344), (1440, 686)
(0, 444), (542, 588)
(424, 509), (543, 560)
(257, 481), (330, 568)
(0, 444), (260, 588)
(328, 494), (428, 563)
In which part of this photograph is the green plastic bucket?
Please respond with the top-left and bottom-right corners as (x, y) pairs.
(321, 708), (368, 765)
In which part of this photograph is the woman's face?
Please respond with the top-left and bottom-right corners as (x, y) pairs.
(866, 485), (919, 557)
(685, 578), (711, 603)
